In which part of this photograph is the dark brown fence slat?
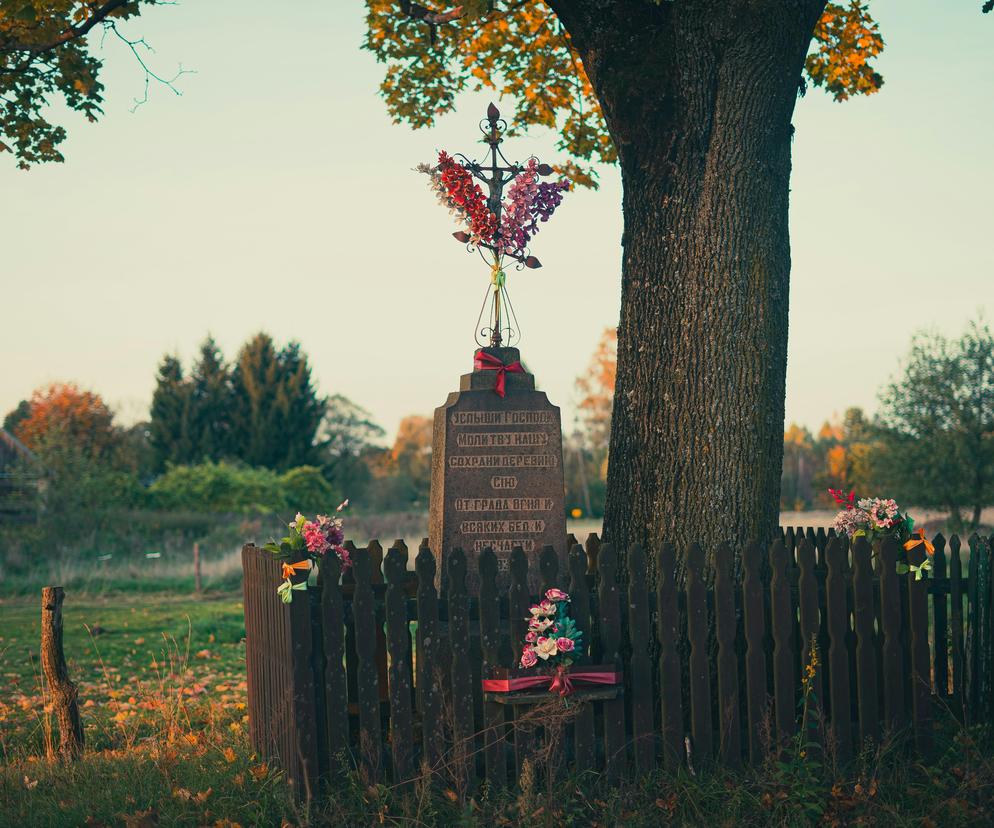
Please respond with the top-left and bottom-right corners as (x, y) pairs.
(714, 541), (741, 768)
(585, 532), (601, 580)
(539, 544), (559, 595)
(742, 541), (768, 765)
(447, 547), (474, 795)
(826, 536), (853, 762)
(686, 543), (713, 766)
(932, 534), (949, 698)
(950, 535), (965, 716)
(509, 546), (533, 780)
(385, 542), (414, 788)
(879, 538), (906, 734)
(851, 537), (879, 746)
(416, 541), (443, 774)
(657, 541), (684, 769)
(353, 543), (382, 780)
(906, 539), (932, 755)
(343, 541), (359, 707)
(598, 542), (626, 778)
(770, 539), (795, 750)
(568, 543), (596, 775)
(319, 553), (349, 769)
(478, 547), (507, 789)
(797, 539), (822, 754)
(967, 534), (980, 716)
(627, 544), (655, 772)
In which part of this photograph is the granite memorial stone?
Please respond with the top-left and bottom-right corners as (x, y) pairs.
(429, 346), (567, 592)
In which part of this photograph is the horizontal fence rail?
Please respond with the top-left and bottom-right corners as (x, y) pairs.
(241, 529), (994, 796)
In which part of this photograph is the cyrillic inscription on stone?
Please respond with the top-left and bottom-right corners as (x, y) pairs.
(428, 350), (567, 592)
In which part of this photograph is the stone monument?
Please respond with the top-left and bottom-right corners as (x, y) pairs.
(415, 102), (573, 592)
(429, 346), (566, 591)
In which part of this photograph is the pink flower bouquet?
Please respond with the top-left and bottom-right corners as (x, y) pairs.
(518, 588), (583, 670)
(264, 500), (350, 602)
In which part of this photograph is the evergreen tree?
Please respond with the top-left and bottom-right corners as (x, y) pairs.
(189, 336), (233, 462)
(230, 333), (323, 470)
(149, 355), (192, 471)
(277, 341), (325, 469)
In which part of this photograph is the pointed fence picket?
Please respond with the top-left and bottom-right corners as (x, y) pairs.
(241, 527), (992, 797)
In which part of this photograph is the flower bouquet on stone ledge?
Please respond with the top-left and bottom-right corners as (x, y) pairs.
(263, 500), (350, 603)
(829, 489), (935, 579)
(482, 588), (622, 700)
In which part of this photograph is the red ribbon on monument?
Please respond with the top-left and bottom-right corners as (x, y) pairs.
(482, 668), (622, 697)
(473, 351), (524, 398)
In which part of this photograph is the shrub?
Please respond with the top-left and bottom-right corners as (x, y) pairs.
(148, 461), (285, 514)
(278, 465), (338, 514)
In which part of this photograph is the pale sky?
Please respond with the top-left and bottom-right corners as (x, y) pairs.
(1, 1), (991, 443)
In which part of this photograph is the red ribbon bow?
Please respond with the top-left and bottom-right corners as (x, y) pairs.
(481, 669), (622, 697)
(474, 351), (524, 398)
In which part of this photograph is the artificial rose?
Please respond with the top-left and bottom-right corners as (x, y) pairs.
(545, 588), (569, 602)
(534, 637), (558, 660)
(524, 631), (537, 643)
(520, 647), (538, 668)
(556, 637), (575, 653)
(537, 600), (556, 616)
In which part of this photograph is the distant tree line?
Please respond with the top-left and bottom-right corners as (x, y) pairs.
(570, 319), (994, 532)
(1, 333), (439, 541)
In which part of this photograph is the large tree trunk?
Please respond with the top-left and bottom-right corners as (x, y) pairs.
(551, 0), (827, 557)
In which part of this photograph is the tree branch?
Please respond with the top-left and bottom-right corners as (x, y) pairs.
(0, 0), (132, 55)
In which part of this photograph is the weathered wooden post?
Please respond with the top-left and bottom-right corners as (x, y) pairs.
(40, 586), (84, 761)
(193, 542), (202, 593)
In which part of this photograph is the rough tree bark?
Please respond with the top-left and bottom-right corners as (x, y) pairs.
(549, 0), (827, 557)
(40, 586), (84, 761)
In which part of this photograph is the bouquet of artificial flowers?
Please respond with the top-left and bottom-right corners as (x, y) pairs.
(828, 489), (934, 579)
(264, 500), (350, 603)
(519, 588), (583, 669)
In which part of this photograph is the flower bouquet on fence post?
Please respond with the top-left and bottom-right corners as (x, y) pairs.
(829, 489), (935, 579)
(262, 500), (351, 602)
(482, 589), (622, 701)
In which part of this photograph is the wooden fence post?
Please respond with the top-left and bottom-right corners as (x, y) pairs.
(598, 542), (626, 778)
(568, 544), (596, 774)
(714, 541), (741, 768)
(742, 541), (768, 765)
(627, 544), (655, 773)
(479, 547), (507, 789)
(686, 543), (713, 767)
(851, 537), (879, 747)
(906, 539), (932, 755)
(415, 542), (443, 775)
(385, 542), (414, 789)
(193, 542), (202, 593)
(770, 539), (795, 751)
(40, 586), (84, 761)
(353, 543), (383, 780)
(797, 539), (823, 755)
(447, 547), (475, 796)
(657, 541), (684, 769)
(878, 538), (906, 734)
(950, 535), (965, 719)
(825, 537), (853, 763)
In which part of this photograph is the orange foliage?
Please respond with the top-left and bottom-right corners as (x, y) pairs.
(14, 382), (116, 458)
(806, 2), (884, 101)
(575, 328), (617, 450)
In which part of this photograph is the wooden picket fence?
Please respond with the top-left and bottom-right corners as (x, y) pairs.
(240, 528), (994, 797)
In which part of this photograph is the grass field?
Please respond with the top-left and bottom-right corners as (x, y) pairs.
(0, 589), (296, 827)
(3, 588), (994, 827)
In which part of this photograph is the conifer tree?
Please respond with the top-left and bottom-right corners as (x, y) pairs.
(149, 355), (192, 471)
(230, 333), (323, 470)
(189, 336), (233, 462)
